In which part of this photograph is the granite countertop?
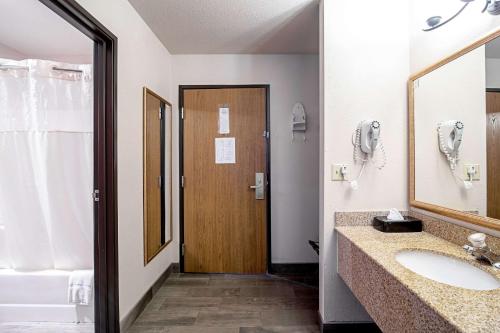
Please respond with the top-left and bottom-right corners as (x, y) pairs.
(335, 226), (500, 333)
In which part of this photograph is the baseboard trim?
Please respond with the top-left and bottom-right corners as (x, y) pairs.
(269, 263), (318, 274)
(321, 322), (381, 333)
(318, 312), (381, 333)
(119, 262), (179, 332)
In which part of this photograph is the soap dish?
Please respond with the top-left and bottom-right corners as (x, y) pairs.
(373, 216), (422, 233)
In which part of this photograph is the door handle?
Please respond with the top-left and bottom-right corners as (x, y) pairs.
(249, 172), (264, 200)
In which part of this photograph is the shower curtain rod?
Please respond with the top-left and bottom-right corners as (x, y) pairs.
(0, 64), (83, 73)
(52, 66), (83, 73)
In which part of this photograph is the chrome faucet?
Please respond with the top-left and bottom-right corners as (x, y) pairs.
(463, 233), (500, 269)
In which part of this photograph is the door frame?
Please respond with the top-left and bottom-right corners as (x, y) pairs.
(39, 0), (119, 331)
(178, 85), (271, 273)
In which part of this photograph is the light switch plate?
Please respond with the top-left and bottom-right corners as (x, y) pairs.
(463, 164), (480, 181)
(331, 164), (348, 181)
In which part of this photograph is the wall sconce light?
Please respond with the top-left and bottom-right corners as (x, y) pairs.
(424, 0), (500, 31)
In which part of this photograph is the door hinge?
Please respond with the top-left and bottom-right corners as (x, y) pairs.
(181, 243), (185, 256)
(93, 189), (100, 202)
(181, 107), (184, 119)
(159, 107), (163, 120)
(158, 175), (162, 188)
(262, 130), (270, 139)
(181, 176), (185, 188)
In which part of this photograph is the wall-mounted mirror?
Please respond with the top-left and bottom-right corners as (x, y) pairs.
(409, 29), (500, 231)
(143, 87), (172, 264)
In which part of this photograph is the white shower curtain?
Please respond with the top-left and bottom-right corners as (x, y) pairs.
(0, 59), (93, 270)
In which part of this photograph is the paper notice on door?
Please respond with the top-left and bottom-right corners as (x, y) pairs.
(215, 137), (236, 164)
(218, 107), (230, 134)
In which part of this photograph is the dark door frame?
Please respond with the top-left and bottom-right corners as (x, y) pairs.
(178, 85), (271, 273)
(39, 1), (119, 332)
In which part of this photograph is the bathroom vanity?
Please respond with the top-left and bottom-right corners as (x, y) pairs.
(336, 27), (500, 333)
(336, 225), (500, 332)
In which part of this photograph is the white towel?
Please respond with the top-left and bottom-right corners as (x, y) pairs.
(68, 270), (94, 305)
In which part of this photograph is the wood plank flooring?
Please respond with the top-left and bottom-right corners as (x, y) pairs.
(128, 273), (319, 333)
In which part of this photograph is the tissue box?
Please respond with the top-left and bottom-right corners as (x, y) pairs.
(373, 216), (422, 233)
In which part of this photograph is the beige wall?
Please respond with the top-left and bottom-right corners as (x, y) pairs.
(414, 46), (487, 215)
(319, 0), (410, 323)
(172, 54), (320, 264)
(75, 0), (177, 321)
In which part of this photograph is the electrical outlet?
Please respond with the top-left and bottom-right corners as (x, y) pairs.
(463, 164), (480, 181)
(331, 164), (348, 181)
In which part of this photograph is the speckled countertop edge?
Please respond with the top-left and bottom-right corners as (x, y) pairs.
(335, 226), (500, 333)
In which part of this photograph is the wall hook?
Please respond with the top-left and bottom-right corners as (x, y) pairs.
(291, 102), (306, 142)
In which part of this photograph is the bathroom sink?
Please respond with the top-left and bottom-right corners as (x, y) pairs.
(395, 250), (500, 291)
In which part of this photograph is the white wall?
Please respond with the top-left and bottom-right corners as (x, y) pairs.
(320, 0), (410, 323)
(75, 0), (177, 321)
(414, 46), (487, 215)
(410, 0), (500, 73)
(172, 54), (319, 264)
(486, 58), (500, 88)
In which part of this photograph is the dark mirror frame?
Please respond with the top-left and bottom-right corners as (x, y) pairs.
(39, 0), (119, 331)
(408, 28), (500, 232)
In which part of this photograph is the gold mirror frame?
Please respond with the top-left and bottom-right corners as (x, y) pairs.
(409, 28), (500, 231)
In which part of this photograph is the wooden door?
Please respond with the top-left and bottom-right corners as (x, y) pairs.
(486, 91), (500, 219)
(183, 87), (267, 273)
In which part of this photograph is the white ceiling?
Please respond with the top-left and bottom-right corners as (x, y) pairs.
(0, 0), (92, 63)
(128, 0), (319, 54)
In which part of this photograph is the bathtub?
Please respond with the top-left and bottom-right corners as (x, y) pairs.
(0, 269), (94, 323)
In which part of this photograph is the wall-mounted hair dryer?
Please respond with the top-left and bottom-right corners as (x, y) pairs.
(437, 120), (472, 189)
(353, 120), (386, 168)
(358, 120), (381, 156)
(437, 120), (464, 170)
(340, 120), (386, 190)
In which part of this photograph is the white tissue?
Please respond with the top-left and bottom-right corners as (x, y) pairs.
(387, 208), (404, 221)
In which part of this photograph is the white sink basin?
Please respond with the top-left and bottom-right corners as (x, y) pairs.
(395, 250), (500, 291)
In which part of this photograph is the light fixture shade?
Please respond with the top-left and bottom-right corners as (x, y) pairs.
(487, 0), (500, 14)
(426, 16), (443, 28)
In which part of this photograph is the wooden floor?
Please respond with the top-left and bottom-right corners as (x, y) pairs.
(128, 273), (320, 333)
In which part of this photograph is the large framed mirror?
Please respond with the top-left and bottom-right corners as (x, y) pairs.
(143, 87), (173, 264)
(409, 29), (500, 231)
